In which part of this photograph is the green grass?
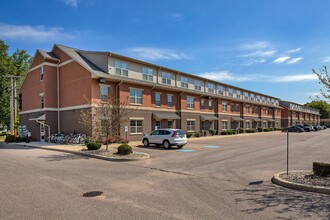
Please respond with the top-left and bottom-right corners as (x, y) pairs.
(0, 135), (5, 142)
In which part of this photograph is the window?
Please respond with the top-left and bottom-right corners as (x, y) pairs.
(162, 72), (172, 85)
(227, 88), (233, 97)
(256, 95), (261, 102)
(155, 93), (161, 107)
(276, 121), (279, 128)
(115, 61), (128, 76)
(246, 105), (250, 114)
(267, 97), (271, 104)
(40, 94), (44, 109)
(181, 77), (188, 88)
(252, 106), (255, 114)
(201, 99), (205, 110)
(236, 104), (240, 113)
(222, 120), (228, 130)
(130, 120), (143, 134)
(243, 92), (249, 100)
(222, 102), (227, 112)
(168, 120), (173, 128)
(208, 100), (212, 110)
(246, 121), (250, 129)
(100, 85), (109, 101)
(218, 85), (225, 95)
(130, 89), (142, 104)
(201, 121), (205, 131)
(194, 80), (202, 90)
(250, 93), (255, 101)
(187, 97), (194, 109)
(231, 103), (235, 112)
(167, 95), (173, 107)
(19, 94), (22, 110)
(236, 90), (241, 99)
(40, 66), (44, 81)
(261, 96), (266, 103)
(263, 108), (267, 115)
(207, 83), (215, 93)
(255, 106), (259, 114)
(155, 121), (161, 129)
(262, 121), (267, 128)
(142, 67), (153, 81)
(276, 110), (280, 116)
(187, 120), (195, 132)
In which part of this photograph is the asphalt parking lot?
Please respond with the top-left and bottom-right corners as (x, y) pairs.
(1, 129), (329, 219)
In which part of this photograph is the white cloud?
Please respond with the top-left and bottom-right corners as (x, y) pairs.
(271, 74), (317, 82)
(322, 56), (330, 63)
(241, 41), (270, 50)
(273, 56), (291, 64)
(0, 23), (75, 42)
(64, 0), (78, 7)
(169, 13), (183, 21)
(242, 58), (266, 66)
(127, 47), (190, 61)
(286, 57), (303, 64)
(241, 50), (276, 58)
(287, 48), (302, 53)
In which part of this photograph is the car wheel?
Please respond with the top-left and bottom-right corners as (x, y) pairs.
(163, 140), (171, 149)
(177, 145), (183, 149)
(143, 139), (149, 147)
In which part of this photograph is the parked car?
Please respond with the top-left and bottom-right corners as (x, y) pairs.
(297, 124), (314, 132)
(282, 126), (304, 133)
(142, 129), (187, 149)
(0, 124), (7, 134)
(313, 125), (323, 131)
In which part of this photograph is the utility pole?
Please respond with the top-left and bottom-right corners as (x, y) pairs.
(3, 75), (20, 135)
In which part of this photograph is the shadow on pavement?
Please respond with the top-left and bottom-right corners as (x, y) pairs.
(0, 143), (34, 150)
(137, 145), (179, 151)
(227, 182), (330, 219)
(37, 153), (90, 162)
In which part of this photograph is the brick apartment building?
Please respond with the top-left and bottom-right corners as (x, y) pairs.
(20, 44), (285, 141)
(280, 101), (320, 127)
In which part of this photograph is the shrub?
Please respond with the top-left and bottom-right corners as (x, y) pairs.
(227, 130), (236, 135)
(194, 132), (201, 138)
(313, 162), (330, 177)
(102, 136), (115, 144)
(117, 143), (133, 155)
(257, 127), (263, 132)
(5, 135), (16, 143)
(263, 128), (272, 132)
(209, 129), (215, 136)
(186, 132), (193, 138)
(221, 130), (228, 135)
(86, 140), (102, 150)
(238, 128), (245, 134)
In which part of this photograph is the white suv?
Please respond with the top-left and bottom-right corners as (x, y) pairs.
(142, 129), (187, 149)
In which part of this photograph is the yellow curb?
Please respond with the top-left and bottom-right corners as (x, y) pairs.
(272, 171), (330, 195)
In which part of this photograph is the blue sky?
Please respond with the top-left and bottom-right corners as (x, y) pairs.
(1, 0), (330, 104)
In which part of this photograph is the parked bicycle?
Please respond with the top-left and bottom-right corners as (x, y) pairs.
(47, 132), (86, 145)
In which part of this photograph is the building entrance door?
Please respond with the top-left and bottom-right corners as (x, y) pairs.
(40, 124), (45, 142)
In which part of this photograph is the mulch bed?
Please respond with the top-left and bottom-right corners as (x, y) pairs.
(280, 171), (330, 188)
(81, 149), (148, 160)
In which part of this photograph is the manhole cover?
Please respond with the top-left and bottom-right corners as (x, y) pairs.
(82, 191), (103, 197)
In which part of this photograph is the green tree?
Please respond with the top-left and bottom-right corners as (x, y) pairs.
(305, 100), (330, 119)
(0, 39), (31, 130)
(312, 66), (330, 100)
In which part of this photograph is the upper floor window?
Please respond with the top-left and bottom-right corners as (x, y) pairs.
(142, 67), (153, 81)
(227, 88), (233, 97)
(100, 85), (109, 101)
(256, 95), (261, 102)
(115, 61), (128, 76)
(130, 88), (142, 104)
(19, 94), (22, 110)
(194, 80), (202, 91)
(236, 90), (241, 99)
(162, 72), (172, 85)
(187, 97), (194, 109)
(207, 83), (215, 93)
(40, 66), (44, 81)
(167, 94), (173, 108)
(155, 93), (161, 107)
(236, 104), (240, 112)
(201, 99), (205, 110)
(208, 100), (213, 110)
(230, 103), (235, 112)
(218, 85), (225, 95)
(261, 96), (266, 103)
(246, 105), (250, 114)
(250, 93), (255, 101)
(180, 77), (188, 88)
(243, 92), (249, 100)
(40, 93), (44, 109)
(222, 102), (227, 112)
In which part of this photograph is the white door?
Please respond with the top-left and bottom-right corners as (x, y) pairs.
(40, 124), (45, 142)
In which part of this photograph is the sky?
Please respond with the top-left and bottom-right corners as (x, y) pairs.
(1, 0), (330, 104)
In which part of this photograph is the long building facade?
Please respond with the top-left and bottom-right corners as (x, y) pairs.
(280, 101), (320, 127)
(20, 44), (290, 141)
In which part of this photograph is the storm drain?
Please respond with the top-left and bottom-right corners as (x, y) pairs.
(82, 191), (103, 198)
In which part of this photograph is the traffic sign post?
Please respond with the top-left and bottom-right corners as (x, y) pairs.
(124, 126), (128, 143)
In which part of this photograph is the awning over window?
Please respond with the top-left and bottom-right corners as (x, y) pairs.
(200, 115), (218, 121)
(231, 116), (243, 121)
(29, 113), (46, 121)
(153, 112), (180, 120)
(268, 119), (275, 122)
(252, 118), (262, 122)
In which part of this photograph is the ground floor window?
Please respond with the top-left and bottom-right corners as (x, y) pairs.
(222, 120), (228, 130)
(276, 121), (279, 128)
(246, 121), (250, 129)
(130, 120), (143, 134)
(155, 121), (161, 130)
(201, 121), (205, 130)
(187, 120), (195, 132)
(262, 121), (267, 128)
(168, 120), (173, 128)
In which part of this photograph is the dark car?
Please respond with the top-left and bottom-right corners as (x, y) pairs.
(299, 124), (314, 132)
(313, 125), (323, 131)
(282, 126), (304, 133)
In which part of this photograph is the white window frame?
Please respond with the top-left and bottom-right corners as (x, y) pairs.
(40, 66), (44, 81)
(246, 120), (251, 129)
(162, 72), (172, 85)
(130, 120), (143, 134)
(207, 83), (215, 93)
(227, 88), (233, 97)
(167, 120), (173, 128)
(222, 101), (227, 112)
(218, 85), (225, 95)
(100, 84), (110, 101)
(208, 100), (212, 110)
(155, 121), (161, 129)
(194, 80), (202, 91)
(187, 97), (194, 109)
(222, 120), (228, 130)
(115, 61), (128, 76)
(142, 67), (153, 81)
(180, 76), (189, 88)
(167, 94), (173, 108)
(155, 93), (161, 107)
(130, 88), (142, 105)
(187, 120), (195, 132)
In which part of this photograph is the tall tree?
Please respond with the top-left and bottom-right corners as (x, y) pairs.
(0, 39), (31, 129)
(312, 66), (330, 100)
(305, 100), (330, 119)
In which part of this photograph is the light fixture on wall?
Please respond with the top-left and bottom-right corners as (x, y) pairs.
(98, 78), (106, 84)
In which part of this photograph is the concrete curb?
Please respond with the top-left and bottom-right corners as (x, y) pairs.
(272, 171), (330, 195)
(14, 143), (150, 162)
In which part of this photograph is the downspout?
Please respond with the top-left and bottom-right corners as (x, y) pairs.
(116, 80), (123, 100)
(57, 60), (60, 133)
(178, 91), (184, 129)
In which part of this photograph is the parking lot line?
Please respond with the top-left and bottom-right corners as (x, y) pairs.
(176, 149), (195, 153)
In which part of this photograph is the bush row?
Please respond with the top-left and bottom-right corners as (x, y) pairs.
(313, 162), (330, 177)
